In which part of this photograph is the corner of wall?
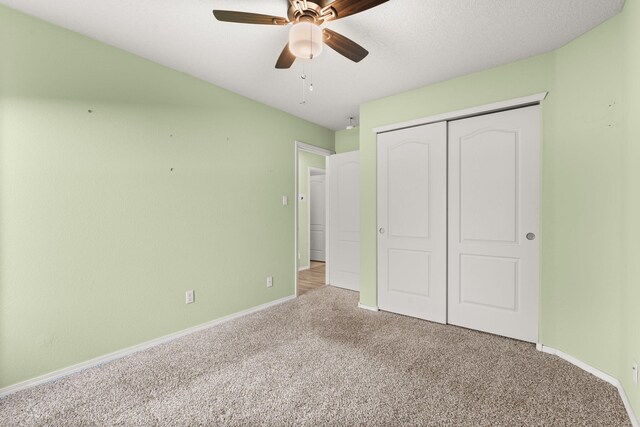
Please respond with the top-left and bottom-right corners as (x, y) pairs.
(621, 0), (640, 418)
(335, 128), (360, 154)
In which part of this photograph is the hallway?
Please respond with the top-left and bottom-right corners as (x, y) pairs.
(297, 262), (326, 296)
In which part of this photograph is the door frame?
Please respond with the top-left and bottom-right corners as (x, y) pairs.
(373, 93), (547, 341)
(294, 141), (334, 297)
(308, 167), (326, 265)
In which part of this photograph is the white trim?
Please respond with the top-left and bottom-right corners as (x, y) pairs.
(325, 156), (332, 285)
(298, 266), (310, 272)
(0, 294), (296, 399)
(294, 141), (334, 297)
(357, 302), (380, 312)
(539, 345), (618, 383)
(538, 345), (639, 427)
(372, 92), (548, 134)
(295, 141), (334, 157)
(308, 167), (326, 177)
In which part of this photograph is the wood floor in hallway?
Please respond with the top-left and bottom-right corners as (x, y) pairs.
(297, 261), (325, 296)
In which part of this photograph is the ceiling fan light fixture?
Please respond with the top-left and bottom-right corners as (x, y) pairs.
(289, 22), (323, 59)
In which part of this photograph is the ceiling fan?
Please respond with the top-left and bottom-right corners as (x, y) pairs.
(212, 0), (389, 69)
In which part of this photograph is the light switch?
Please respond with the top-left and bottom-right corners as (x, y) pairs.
(185, 290), (194, 304)
(282, 196), (288, 206)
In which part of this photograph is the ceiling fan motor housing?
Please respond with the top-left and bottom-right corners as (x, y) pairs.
(288, 1), (336, 24)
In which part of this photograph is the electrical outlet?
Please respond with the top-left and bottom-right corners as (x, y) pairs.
(185, 289), (195, 304)
(266, 276), (273, 288)
(633, 360), (638, 386)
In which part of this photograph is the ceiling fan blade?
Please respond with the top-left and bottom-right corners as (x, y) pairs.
(322, 0), (389, 21)
(212, 10), (289, 25)
(323, 29), (369, 63)
(275, 43), (296, 69)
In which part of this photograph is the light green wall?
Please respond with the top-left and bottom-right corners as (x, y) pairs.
(335, 128), (359, 153)
(297, 151), (325, 270)
(541, 9), (625, 384)
(623, 0), (640, 416)
(0, 5), (334, 388)
(359, 5), (638, 419)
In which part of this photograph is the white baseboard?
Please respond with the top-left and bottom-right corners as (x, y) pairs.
(0, 294), (296, 399)
(538, 344), (639, 427)
(297, 266), (310, 271)
(357, 302), (379, 312)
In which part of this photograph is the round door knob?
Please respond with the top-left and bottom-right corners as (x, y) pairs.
(526, 232), (536, 241)
(379, 227), (386, 234)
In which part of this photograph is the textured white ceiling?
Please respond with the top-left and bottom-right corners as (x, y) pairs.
(0, 0), (625, 130)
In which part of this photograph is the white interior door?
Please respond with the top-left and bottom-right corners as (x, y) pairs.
(377, 122), (447, 323)
(448, 105), (540, 343)
(327, 151), (360, 291)
(309, 174), (326, 262)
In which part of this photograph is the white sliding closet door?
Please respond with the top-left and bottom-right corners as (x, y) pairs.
(377, 122), (447, 323)
(448, 106), (540, 343)
(327, 151), (360, 291)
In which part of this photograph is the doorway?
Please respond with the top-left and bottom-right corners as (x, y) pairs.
(309, 168), (326, 263)
(298, 164), (326, 296)
(294, 142), (334, 296)
(298, 261), (326, 296)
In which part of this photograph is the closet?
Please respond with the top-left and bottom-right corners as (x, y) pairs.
(377, 105), (540, 343)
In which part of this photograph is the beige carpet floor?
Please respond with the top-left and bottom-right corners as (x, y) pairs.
(0, 286), (631, 426)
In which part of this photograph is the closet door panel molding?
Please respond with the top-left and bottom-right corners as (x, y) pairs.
(448, 105), (540, 343)
(377, 122), (447, 323)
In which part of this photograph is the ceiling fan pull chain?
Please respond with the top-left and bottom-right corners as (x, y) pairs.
(300, 64), (307, 105)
